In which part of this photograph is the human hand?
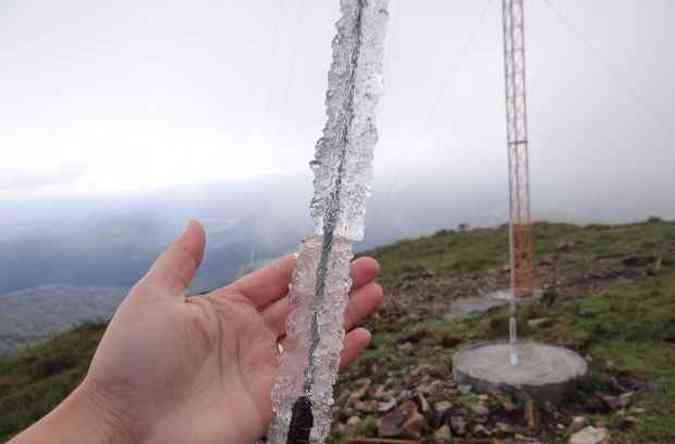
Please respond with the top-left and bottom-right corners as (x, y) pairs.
(11, 220), (383, 444)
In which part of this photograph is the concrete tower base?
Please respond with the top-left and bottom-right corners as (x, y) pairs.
(453, 341), (588, 404)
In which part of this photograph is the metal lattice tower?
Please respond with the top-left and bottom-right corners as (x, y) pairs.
(502, 0), (535, 298)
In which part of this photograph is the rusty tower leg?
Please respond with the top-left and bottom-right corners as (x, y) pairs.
(503, 0), (535, 299)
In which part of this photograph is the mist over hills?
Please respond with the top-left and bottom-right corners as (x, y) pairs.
(1, 167), (673, 296)
(1, 168), (673, 355)
(0, 285), (125, 355)
(0, 173), (502, 295)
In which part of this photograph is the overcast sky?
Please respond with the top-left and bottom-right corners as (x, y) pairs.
(1, 0), (673, 203)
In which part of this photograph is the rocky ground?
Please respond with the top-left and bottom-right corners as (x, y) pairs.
(1, 220), (674, 443)
(330, 220), (675, 444)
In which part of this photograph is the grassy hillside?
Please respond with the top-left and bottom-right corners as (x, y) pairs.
(0, 286), (125, 356)
(2, 219), (675, 443)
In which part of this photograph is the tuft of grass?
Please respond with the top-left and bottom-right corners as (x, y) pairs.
(359, 227), (510, 288)
(355, 416), (378, 437)
(0, 322), (106, 441)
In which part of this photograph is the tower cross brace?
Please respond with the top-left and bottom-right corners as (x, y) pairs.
(502, 0), (535, 297)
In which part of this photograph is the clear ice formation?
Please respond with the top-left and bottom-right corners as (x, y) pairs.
(268, 1), (389, 444)
(269, 236), (354, 444)
(309, 0), (389, 243)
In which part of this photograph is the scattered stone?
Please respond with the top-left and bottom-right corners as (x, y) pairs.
(495, 422), (514, 438)
(539, 256), (554, 266)
(648, 257), (663, 275)
(347, 416), (362, 428)
(526, 400), (540, 432)
(418, 380), (444, 396)
(541, 289), (559, 308)
(458, 384), (472, 395)
(557, 240), (576, 252)
(450, 416), (467, 436)
(600, 394), (622, 410)
(354, 400), (377, 413)
(397, 331), (427, 345)
(472, 403), (490, 416)
(377, 400), (420, 438)
(370, 385), (392, 399)
(494, 392), (517, 412)
(397, 342), (414, 353)
(568, 416), (588, 435)
(432, 424), (452, 444)
(433, 401), (452, 417)
(343, 406), (356, 418)
(409, 364), (431, 378)
(473, 424), (490, 438)
(377, 399), (397, 413)
(528, 318), (554, 329)
(412, 373), (431, 386)
(415, 393), (431, 414)
(618, 416), (639, 430)
(622, 255), (657, 267)
(396, 390), (414, 403)
(336, 391), (350, 407)
(377, 402), (409, 437)
(619, 391), (635, 408)
(350, 379), (371, 404)
(568, 426), (610, 444)
(402, 407), (426, 439)
(440, 334), (463, 348)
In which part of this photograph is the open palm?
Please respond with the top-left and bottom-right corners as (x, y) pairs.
(80, 221), (383, 444)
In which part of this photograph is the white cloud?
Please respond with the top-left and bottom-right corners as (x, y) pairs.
(0, 163), (86, 192)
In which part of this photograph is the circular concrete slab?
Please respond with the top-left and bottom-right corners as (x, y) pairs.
(453, 341), (588, 404)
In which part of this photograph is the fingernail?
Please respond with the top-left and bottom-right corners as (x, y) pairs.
(183, 219), (195, 234)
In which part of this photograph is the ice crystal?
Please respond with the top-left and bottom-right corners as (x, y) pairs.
(309, 0), (389, 242)
(269, 1), (388, 443)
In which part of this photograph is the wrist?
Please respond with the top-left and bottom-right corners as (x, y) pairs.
(71, 380), (139, 444)
(9, 381), (137, 444)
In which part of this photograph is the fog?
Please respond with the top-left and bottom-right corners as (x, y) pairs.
(0, 1), (673, 294)
(1, 165), (673, 295)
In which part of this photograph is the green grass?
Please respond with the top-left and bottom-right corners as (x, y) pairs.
(357, 218), (675, 442)
(359, 226), (511, 289)
(3, 219), (675, 442)
(0, 322), (105, 441)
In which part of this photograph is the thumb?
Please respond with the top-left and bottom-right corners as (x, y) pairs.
(142, 219), (206, 297)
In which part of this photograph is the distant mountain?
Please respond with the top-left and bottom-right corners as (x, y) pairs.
(0, 173), (508, 295)
(0, 285), (126, 356)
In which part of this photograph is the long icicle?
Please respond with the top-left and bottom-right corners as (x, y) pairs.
(268, 1), (389, 444)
